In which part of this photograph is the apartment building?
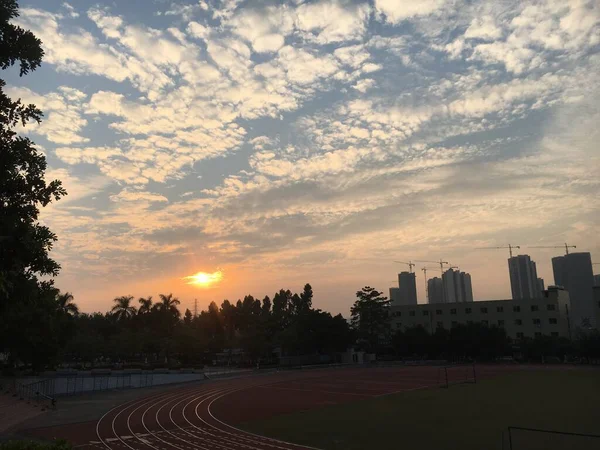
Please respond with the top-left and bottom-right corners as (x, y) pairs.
(389, 286), (571, 340)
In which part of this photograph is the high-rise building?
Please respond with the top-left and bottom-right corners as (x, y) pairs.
(594, 274), (600, 287)
(442, 268), (473, 303)
(552, 252), (595, 328)
(390, 272), (417, 306)
(508, 255), (540, 300)
(537, 278), (545, 295)
(462, 273), (474, 302)
(442, 269), (458, 303)
(427, 277), (444, 304)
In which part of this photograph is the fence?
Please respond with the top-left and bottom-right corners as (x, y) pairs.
(55, 371), (156, 396)
(2, 378), (57, 410)
(505, 426), (600, 450)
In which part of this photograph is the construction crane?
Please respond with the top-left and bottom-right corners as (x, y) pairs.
(414, 259), (449, 277)
(420, 266), (440, 303)
(528, 243), (576, 255)
(476, 244), (520, 258)
(393, 261), (415, 273)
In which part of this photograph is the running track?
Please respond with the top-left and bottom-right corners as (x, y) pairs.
(29, 365), (512, 450)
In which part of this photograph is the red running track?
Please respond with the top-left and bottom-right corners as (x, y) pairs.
(32, 365), (513, 450)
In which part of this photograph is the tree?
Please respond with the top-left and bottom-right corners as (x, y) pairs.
(183, 308), (193, 325)
(0, 0), (67, 368)
(155, 293), (181, 318)
(55, 291), (78, 316)
(350, 286), (390, 353)
(111, 296), (137, 321)
(137, 296), (153, 315)
(0, 0), (65, 293)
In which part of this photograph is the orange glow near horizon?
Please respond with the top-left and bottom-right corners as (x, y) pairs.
(183, 270), (224, 287)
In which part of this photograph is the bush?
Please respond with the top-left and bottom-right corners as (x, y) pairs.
(0, 440), (71, 450)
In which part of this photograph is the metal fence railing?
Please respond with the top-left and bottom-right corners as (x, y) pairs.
(4, 378), (57, 410)
(505, 426), (600, 450)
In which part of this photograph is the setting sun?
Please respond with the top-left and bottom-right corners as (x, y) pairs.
(183, 270), (224, 287)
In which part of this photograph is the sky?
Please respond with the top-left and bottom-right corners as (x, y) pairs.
(5, 0), (600, 315)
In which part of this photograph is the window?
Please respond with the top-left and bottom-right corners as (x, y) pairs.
(515, 319), (523, 326)
(423, 310), (429, 316)
(397, 312), (402, 317)
(451, 321), (458, 327)
(450, 308), (457, 315)
(409, 311), (415, 317)
(547, 304), (556, 311)
(516, 332), (524, 339)
(467, 320), (473, 325)
(497, 306), (504, 313)
(437, 321), (443, 328)
(396, 323), (402, 329)
(498, 320), (505, 327)
(531, 305), (539, 312)
(533, 318), (541, 325)
(513, 306), (521, 312)
(480, 307), (488, 314)
(482, 320), (489, 326)
(465, 308), (472, 314)
(551, 332), (559, 337)
(549, 318), (558, 325)
(535, 332), (542, 337)
(436, 309), (443, 315)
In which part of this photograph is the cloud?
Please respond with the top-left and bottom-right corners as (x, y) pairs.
(62, 2), (79, 18)
(6, 86), (89, 144)
(353, 78), (376, 93)
(228, 5), (293, 53)
(295, 0), (371, 44)
(110, 190), (169, 203)
(374, 0), (447, 24)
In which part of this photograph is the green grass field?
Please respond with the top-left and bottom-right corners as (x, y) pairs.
(242, 369), (600, 450)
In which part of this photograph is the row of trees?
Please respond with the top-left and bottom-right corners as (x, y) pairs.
(56, 285), (353, 369)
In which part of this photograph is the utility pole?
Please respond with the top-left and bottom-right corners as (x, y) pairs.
(422, 267), (428, 303)
(194, 298), (198, 318)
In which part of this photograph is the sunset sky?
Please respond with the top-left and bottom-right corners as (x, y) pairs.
(6, 0), (599, 315)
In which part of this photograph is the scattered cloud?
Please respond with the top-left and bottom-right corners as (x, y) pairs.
(7, 0), (598, 311)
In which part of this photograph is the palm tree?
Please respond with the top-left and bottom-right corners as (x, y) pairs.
(56, 292), (79, 316)
(111, 295), (137, 321)
(138, 296), (153, 315)
(156, 293), (181, 318)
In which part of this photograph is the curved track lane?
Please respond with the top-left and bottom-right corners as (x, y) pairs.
(94, 376), (317, 450)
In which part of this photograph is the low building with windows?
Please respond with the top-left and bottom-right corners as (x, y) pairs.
(389, 286), (571, 340)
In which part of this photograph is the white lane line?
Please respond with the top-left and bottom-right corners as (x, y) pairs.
(206, 387), (321, 450)
(146, 387), (217, 450)
(188, 387), (282, 450)
(97, 382), (211, 449)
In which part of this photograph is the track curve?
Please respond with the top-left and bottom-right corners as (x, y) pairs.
(94, 374), (317, 450)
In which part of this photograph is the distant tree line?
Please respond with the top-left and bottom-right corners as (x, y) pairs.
(50, 284), (352, 369)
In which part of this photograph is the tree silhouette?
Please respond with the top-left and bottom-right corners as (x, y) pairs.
(0, 0), (67, 368)
(351, 286), (390, 353)
(111, 296), (137, 321)
(137, 296), (153, 315)
(55, 291), (79, 316)
(156, 293), (181, 318)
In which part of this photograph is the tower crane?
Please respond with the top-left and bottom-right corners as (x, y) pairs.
(528, 243), (576, 255)
(393, 261), (415, 273)
(476, 244), (520, 258)
(421, 266), (440, 303)
(414, 259), (449, 277)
